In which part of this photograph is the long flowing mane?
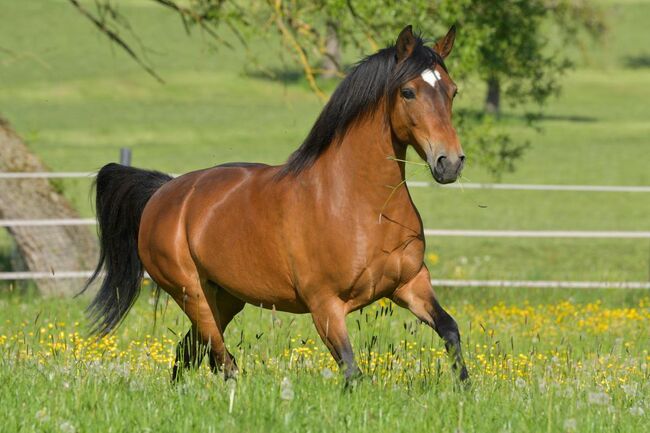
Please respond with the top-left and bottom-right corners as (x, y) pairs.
(279, 35), (446, 177)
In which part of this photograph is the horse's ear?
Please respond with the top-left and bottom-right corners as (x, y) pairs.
(433, 25), (456, 59)
(395, 25), (416, 63)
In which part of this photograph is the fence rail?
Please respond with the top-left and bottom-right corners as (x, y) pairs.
(1, 270), (648, 289)
(422, 229), (650, 239)
(0, 218), (96, 227)
(2, 171), (650, 193)
(409, 181), (650, 193)
(430, 279), (650, 290)
(0, 271), (94, 280)
(3, 218), (650, 239)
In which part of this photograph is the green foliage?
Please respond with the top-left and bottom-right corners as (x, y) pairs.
(68, 0), (604, 178)
(454, 111), (530, 180)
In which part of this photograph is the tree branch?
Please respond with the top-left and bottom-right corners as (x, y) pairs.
(270, 0), (326, 101)
(67, 0), (164, 83)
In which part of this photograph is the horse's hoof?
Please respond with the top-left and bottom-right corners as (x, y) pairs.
(223, 365), (240, 381)
(456, 367), (471, 391)
(343, 370), (363, 391)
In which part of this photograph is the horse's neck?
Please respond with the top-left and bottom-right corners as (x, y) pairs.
(310, 116), (413, 215)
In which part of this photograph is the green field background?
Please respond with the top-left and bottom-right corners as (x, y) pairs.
(2, 0), (649, 283)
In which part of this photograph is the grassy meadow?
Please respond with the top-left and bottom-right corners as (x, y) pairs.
(1, 0), (649, 432)
(1, 290), (649, 432)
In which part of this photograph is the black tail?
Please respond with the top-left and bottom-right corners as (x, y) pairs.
(82, 163), (172, 335)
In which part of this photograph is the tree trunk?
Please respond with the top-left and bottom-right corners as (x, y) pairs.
(320, 21), (341, 79)
(0, 117), (99, 296)
(485, 77), (501, 115)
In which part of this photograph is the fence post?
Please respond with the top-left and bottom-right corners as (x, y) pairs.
(119, 147), (132, 166)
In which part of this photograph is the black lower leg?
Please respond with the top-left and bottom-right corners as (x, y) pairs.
(206, 350), (239, 379)
(433, 304), (469, 382)
(339, 352), (362, 383)
(172, 326), (207, 381)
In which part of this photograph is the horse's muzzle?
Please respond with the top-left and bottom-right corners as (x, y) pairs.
(432, 154), (465, 184)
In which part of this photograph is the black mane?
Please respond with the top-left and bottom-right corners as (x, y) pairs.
(280, 35), (445, 177)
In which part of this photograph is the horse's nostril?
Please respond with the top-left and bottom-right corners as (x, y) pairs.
(435, 155), (447, 170)
(459, 155), (466, 162)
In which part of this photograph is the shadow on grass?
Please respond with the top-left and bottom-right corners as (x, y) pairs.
(245, 68), (304, 84)
(624, 54), (650, 69)
(529, 114), (597, 123)
(0, 234), (16, 272)
(459, 109), (597, 124)
(243, 66), (342, 94)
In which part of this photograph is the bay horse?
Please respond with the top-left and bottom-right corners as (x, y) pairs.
(85, 25), (468, 383)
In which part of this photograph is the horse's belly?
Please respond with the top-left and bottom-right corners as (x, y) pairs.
(197, 237), (308, 313)
(196, 223), (307, 313)
(215, 279), (309, 314)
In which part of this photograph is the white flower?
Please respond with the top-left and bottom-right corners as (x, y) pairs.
(59, 421), (76, 433)
(563, 418), (577, 432)
(629, 406), (645, 416)
(35, 408), (49, 423)
(538, 379), (547, 393)
(320, 368), (334, 379)
(280, 377), (294, 401)
(621, 384), (637, 397)
(515, 377), (526, 388)
(587, 391), (611, 406)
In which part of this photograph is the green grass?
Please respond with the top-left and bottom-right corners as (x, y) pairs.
(1, 1), (650, 431)
(1, 289), (649, 432)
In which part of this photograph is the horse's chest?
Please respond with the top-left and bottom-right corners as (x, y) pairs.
(343, 229), (424, 310)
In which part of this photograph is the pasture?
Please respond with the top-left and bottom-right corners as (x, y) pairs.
(1, 0), (649, 432)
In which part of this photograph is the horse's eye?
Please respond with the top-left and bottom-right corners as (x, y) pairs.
(400, 88), (416, 100)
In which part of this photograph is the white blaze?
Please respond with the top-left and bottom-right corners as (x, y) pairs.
(421, 69), (442, 88)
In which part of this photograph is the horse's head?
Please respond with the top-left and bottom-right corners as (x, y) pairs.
(389, 25), (464, 184)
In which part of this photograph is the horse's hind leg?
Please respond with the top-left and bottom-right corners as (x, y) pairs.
(171, 281), (244, 381)
(205, 284), (245, 378)
(392, 266), (469, 382)
(172, 324), (209, 381)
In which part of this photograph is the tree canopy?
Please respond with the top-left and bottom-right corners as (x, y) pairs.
(68, 0), (605, 178)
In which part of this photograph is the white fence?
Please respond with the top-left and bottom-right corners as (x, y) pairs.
(3, 171), (650, 193)
(1, 168), (649, 289)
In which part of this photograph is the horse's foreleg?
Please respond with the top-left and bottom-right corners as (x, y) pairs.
(310, 301), (361, 383)
(392, 266), (469, 382)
